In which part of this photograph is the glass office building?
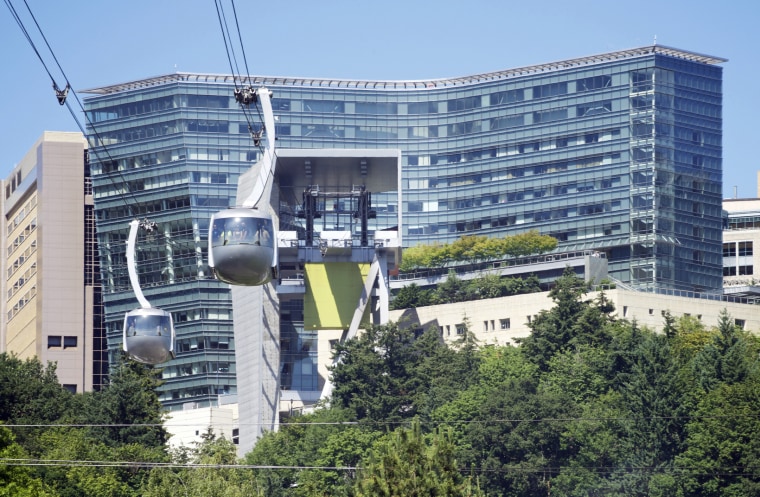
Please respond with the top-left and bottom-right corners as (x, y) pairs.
(84, 45), (724, 408)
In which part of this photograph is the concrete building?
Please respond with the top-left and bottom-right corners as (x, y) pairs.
(722, 197), (760, 297)
(390, 259), (760, 347)
(80, 45), (727, 446)
(1, 131), (106, 392)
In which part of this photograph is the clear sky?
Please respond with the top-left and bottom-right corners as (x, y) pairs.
(1, 0), (756, 198)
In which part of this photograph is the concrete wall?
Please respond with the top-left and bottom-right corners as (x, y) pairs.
(390, 288), (760, 346)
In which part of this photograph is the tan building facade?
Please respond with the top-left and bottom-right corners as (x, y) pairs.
(722, 198), (760, 289)
(1, 131), (105, 393)
(390, 287), (760, 347)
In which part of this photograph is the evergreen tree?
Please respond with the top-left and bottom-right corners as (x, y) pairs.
(610, 333), (683, 496)
(517, 266), (591, 371)
(0, 353), (73, 455)
(330, 321), (422, 423)
(688, 310), (760, 397)
(74, 356), (168, 449)
(354, 420), (484, 497)
(676, 376), (760, 497)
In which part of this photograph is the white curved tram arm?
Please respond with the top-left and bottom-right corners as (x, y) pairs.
(127, 219), (151, 309)
(242, 87), (277, 210)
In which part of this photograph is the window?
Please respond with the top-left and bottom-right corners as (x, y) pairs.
(577, 101), (612, 117)
(500, 319), (511, 330)
(47, 336), (62, 348)
(739, 241), (753, 256)
(576, 75), (612, 92)
(456, 324), (465, 335)
(735, 319), (746, 330)
(533, 82), (568, 99)
(490, 89), (524, 105)
(63, 336), (78, 349)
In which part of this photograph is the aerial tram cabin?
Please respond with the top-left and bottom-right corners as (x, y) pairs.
(122, 219), (175, 365)
(209, 209), (275, 285)
(208, 86), (279, 286)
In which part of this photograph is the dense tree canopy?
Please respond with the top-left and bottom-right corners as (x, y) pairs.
(3, 268), (760, 495)
(390, 273), (541, 310)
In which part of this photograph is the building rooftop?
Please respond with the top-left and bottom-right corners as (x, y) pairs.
(82, 45), (727, 95)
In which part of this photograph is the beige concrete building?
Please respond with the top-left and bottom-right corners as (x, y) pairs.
(1, 131), (106, 393)
(722, 197), (760, 292)
(390, 286), (760, 347)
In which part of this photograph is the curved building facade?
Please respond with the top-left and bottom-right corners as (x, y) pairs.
(83, 45), (725, 409)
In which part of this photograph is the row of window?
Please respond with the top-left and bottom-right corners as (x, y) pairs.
(723, 241), (753, 257)
(162, 361), (233, 379)
(7, 284), (36, 321)
(408, 129), (620, 167)
(728, 217), (760, 230)
(7, 218), (37, 257)
(7, 195), (36, 235)
(47, 335), (78, 349)
(723, 265), (753, 276)
(174, 336), (232, 352)
(481, 319), (512, 332)
(409, 157), (619, 199)
(88, 74), (617, 125)
(7, 262), (36, 301)
(7, 240), (36, 280)
(160, 384), (233, 402)
(442, 317), (522, 336)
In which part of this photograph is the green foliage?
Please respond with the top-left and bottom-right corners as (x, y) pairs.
(329, 321), (421, 423)
(38, 427), (165, 497)
(390, 273), (541, 310)
(675, 376), (760, 496)
(388, 283), (432, 309)
(0, 426), (52, 497)
(517, 266), (599, 371)
(690, 310), (760, 393)
(0, 353), (73, 454)
(72, 356), (169, 449)
(399, 230), (557, 272)
(144, 430), (260, 497)
(354, 420), (484, 497)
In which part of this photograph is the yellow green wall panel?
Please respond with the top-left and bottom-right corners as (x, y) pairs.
(304, 263), (370, 330)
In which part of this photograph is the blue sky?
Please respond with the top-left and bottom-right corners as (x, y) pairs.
(1, 0), (756, 198)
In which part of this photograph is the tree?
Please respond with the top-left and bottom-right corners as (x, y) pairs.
(609, 332), (683, 496)
(389, 283), (432, 310)
(398, 231), (557, 272)
(430, 272), (471, 304)
(0, 353), (74, 455)
(144, 429), (261, 497)
(517, 266), (591, 371)
(690, 310), (759, 393)
(354, 420), (484, 497)
(74, 356), (168, 449)
(457, 377), (579, 496)
(676, 376), (760, 497)
(0, 425), (52, 497)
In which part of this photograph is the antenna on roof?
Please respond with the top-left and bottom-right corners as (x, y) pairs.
(653, 35), (657, 46)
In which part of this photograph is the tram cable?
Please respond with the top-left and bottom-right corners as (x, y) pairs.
(3, 0), (185, 365)
(2, 0), (147, 221)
